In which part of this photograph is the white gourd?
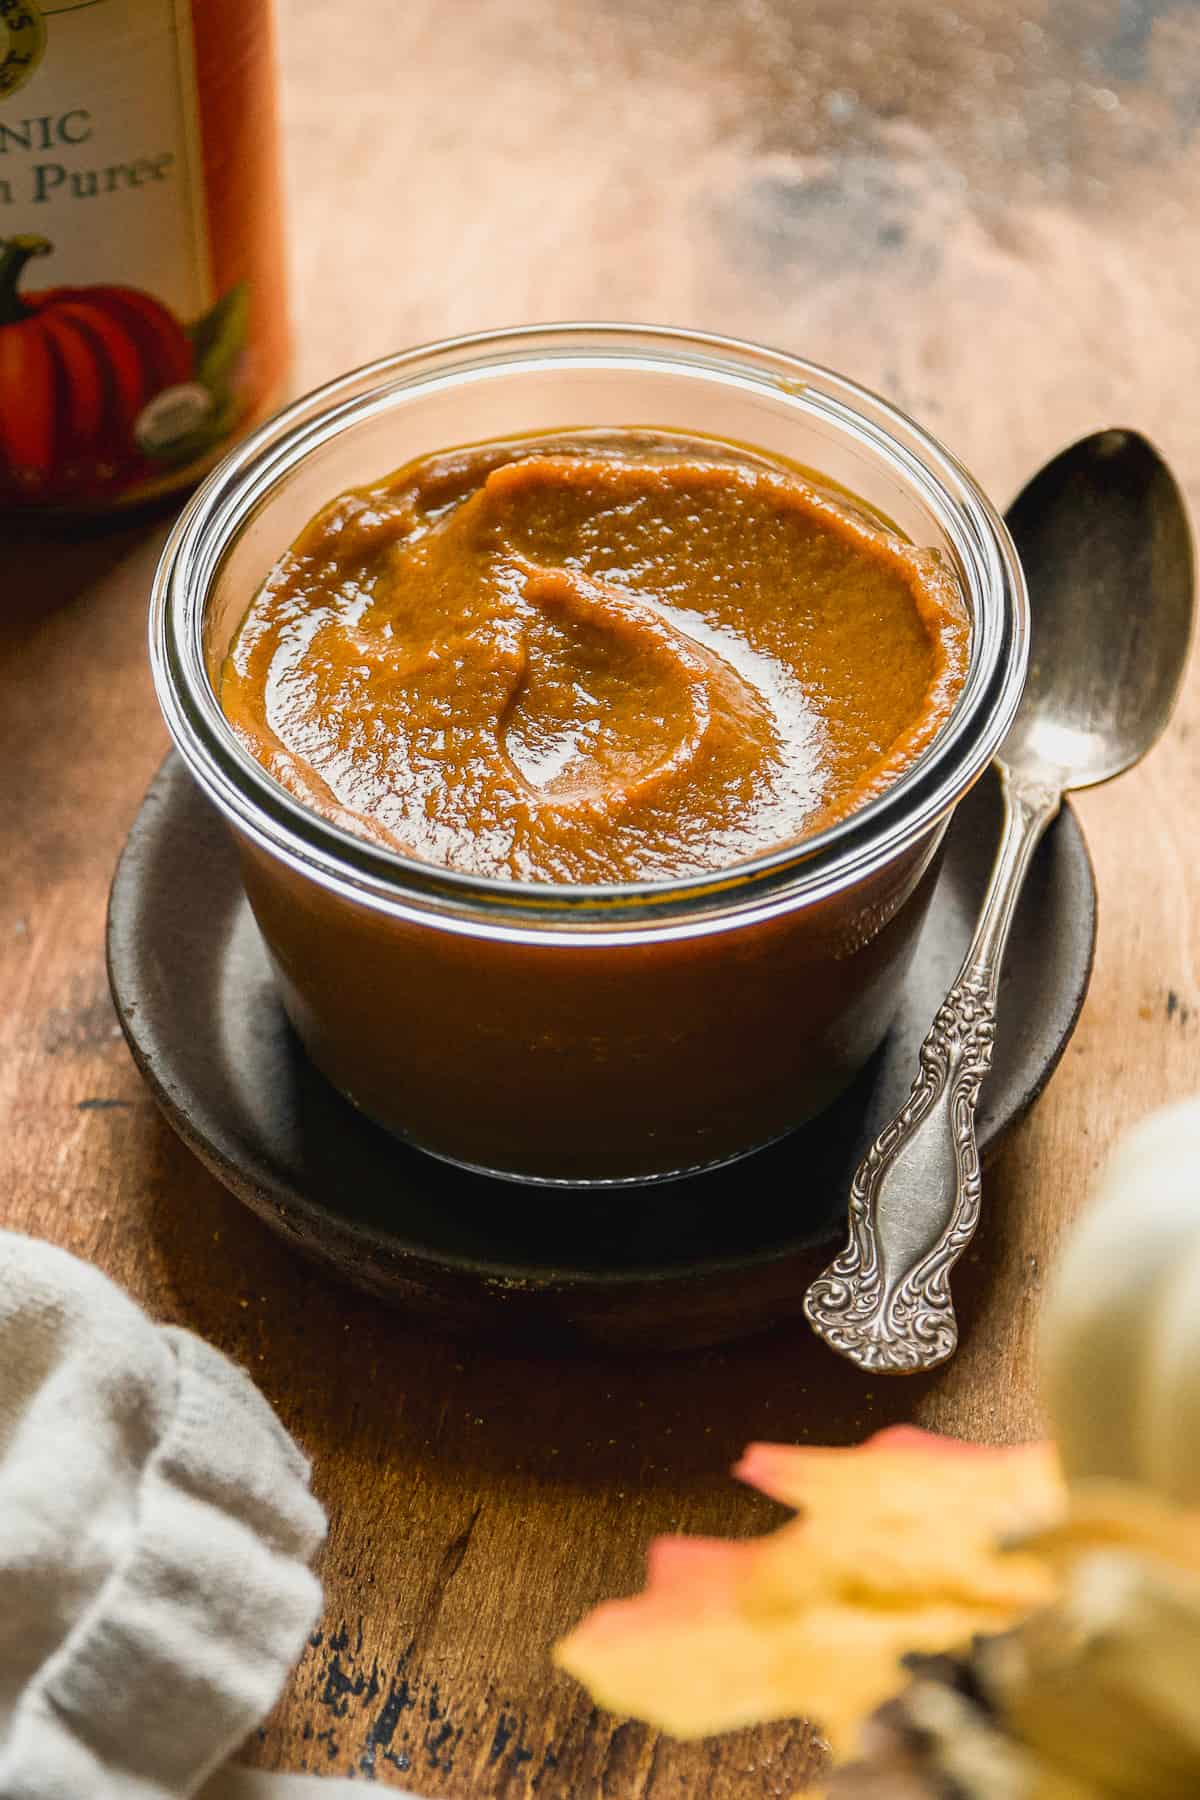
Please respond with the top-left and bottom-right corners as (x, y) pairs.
(1040, 1098), (1200, 1506)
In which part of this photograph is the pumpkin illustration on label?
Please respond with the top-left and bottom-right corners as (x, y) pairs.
(0, 234), (251, 503)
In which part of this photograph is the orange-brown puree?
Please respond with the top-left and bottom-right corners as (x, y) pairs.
(220, 431), (969, 884)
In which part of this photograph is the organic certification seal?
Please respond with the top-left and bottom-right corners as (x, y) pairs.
(0, 0), (46, 100)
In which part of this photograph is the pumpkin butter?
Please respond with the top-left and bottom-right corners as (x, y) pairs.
(220, 431), (970, 886)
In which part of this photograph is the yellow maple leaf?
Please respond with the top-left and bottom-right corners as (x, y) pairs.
(1015, 1478), (1200, 1581)
(554, 1426), (1064, 1760)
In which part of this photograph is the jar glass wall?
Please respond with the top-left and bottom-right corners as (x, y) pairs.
(151, 325), (1027, 1186)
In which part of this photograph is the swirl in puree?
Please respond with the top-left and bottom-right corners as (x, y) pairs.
(220, 431), (970, 885)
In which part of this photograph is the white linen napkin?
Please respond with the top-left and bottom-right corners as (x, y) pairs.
(0, 1229), (371, 1799)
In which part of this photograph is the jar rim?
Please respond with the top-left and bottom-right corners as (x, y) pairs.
(150, 321), (1029, 939)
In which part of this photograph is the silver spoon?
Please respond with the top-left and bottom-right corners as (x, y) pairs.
(804, 429), (1195, 1375)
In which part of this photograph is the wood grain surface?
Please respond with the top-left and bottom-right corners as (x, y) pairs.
(3, 2), (1200, 1794)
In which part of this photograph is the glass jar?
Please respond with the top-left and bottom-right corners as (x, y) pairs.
(151, 325), (1028, 1187)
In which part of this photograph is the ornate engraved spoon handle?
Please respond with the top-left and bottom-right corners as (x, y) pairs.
(803, 767), (1064, 1374)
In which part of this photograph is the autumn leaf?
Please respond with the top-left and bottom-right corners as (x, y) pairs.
(554, 1427), (1064, 1760)
(1013, 1478), (1200, 1581)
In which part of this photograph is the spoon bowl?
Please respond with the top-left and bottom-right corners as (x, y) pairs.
(1002, 429), (1194, 789)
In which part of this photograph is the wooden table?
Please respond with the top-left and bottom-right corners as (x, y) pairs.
(4, 2), (1200, 1793)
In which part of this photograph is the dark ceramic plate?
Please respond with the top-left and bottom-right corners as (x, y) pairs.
(108, 756), (1096, 1350)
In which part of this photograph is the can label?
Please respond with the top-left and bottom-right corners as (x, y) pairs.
(0, 0), (288, 508)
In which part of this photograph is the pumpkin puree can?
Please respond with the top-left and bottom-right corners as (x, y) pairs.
(0, 0), (288, 513)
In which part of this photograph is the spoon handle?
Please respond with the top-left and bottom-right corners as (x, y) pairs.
(803, 768), (1063, 1374)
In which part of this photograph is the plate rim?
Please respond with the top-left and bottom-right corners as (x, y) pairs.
(107, 754), (1097, 1294)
